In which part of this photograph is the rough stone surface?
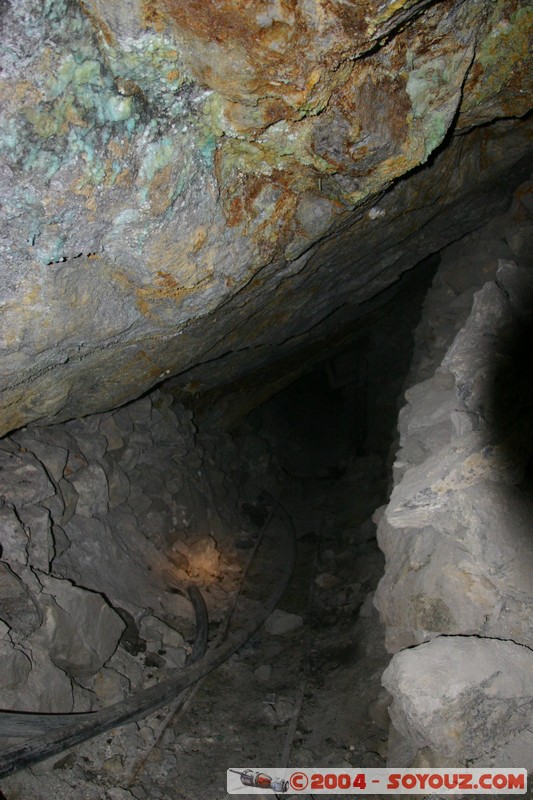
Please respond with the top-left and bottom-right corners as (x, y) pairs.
(0, 386), (272, 730)
(0, 505), (30, 566)
(0, 0), (531, 435)
(36, 574), (125, 678)
(71, 463), (110, 518)
(265, 608), (303, 635)
(375, 191), (533, 767)
(0, 640), (32, 691)
(0, 561), (42, 636)
(382, 637), (533, 770)
(0, 448), (55, 508)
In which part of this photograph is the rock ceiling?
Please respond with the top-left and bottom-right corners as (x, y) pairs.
(0, 0), (531, 435)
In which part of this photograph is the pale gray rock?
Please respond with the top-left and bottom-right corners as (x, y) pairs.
(105, 457), (131, 508)
(0, 638), (74, 713)
(10, 430), (68, 483)
(450, 409), (477, 436)
(0, 640), (32, 690)
(0, 562), (41, 635)
(0, 505), (29, 565)
(105, 647), (144, 691)
(386, 724), (416, 767)
(42, 491), (66, 524)
(57, 515), (193, 621)
(385, 432), (517, 530)
(71, 463), (109, 518)
(57, 477), (79, 525)
(93, 667), (130, 706)
(442, 282), (516, 418)
(273, 697), (296, 724)
(359, 591), (377, 619)
(106, 789), (136, 800)
(113, 407), (135, 437)
(0, 447), (55, 508)
(265, 609), (303, 635)
(99, 415), (125, 451)
(139, 615), (184, 650)
(163, 646), (186, 669)
(368, 687), (392, 731)
(392, 439), (428, 481)
(400, 374), (456, 443)
(382, 637), (533, 769)
(37, 574), (125, 678)
(18, 504), (54, 572)
(376, 479), (533, 650)
(67, 429), (108, 465)
(127, 397), (153, 427)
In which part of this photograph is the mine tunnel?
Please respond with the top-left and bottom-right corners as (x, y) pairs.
(1, 1), (533, 799)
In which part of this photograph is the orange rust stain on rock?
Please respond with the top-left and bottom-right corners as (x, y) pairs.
(148, 162), (175, 215)
(223, 171), (294, 233)
(225, 196), (245, 228)
(243, 175), (266, 205)
(135, 271), (195, 317)
(142, 0), (167, 32)
(258, 97), (297, 129)
(136, 349), (163, 379)
(191, 227), (208, 252)
(155, 271), (181, 292)
(160, 0), (272, 47)
(79, 1), (115, 45)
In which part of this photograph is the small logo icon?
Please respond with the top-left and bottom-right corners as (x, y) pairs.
(229, 769), (289, 793)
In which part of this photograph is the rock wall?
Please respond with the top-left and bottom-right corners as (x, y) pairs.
(375, 180), (533, 769)
(0, 389), (276, 721)
(1, 0), (531, 435)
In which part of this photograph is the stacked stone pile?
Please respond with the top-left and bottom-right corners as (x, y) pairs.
(375, 181), (533, 769)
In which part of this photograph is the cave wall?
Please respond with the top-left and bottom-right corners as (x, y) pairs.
(1, 0), (531, 435)
(0, 390), (276, 723)
(375, 180), (533, 769)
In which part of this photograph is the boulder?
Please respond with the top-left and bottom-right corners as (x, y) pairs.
(36, 575), (125, 679)
(382, 636), (533, 769)
(265, 609), (303, 635)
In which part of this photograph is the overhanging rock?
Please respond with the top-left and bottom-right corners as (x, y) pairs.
(0, 0), (531, 435)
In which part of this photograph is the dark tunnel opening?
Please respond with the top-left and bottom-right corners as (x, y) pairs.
(1, 181), (533, 799)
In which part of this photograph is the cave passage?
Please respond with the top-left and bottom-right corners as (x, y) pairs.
(1, 182), (533, 799)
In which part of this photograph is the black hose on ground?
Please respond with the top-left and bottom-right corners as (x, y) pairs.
(184, 585), (209, 666)
(0, 502), (296, 778)
(0, 586), (209, 740)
